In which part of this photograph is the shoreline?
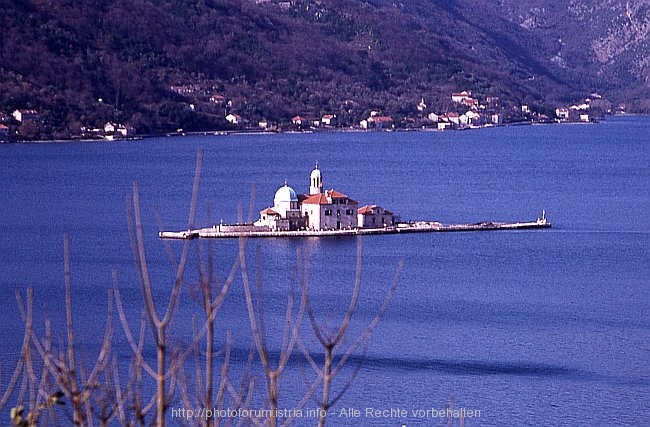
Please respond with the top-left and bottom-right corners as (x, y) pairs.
(160, 219), (552, 240)
(1, 115), (629, 145)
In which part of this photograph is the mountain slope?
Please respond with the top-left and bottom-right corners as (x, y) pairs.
(0, 0), (647, 136)
(496, 0), (650, 109)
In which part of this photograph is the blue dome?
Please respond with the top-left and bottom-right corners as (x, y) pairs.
(274, 184), (298, 203)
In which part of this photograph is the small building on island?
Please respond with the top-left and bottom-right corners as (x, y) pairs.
(358, 205), (396, 228)
(300, 188), (358, 231)
(253, 164), (396, 231)
(161, 164), (552, 239)
(256, 183), (308, 231)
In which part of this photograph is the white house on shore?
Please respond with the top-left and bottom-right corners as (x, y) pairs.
(254, 165), (395, 231)
(321, 114), (336, 126)
(226, 113), (243, 125)
(555, 108), (570, 120)
(0, 124), (9, 141)
(103, 122), (136, 140)
(12, 109), (40, 123)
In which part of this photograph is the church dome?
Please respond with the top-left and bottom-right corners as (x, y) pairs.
(274, 183), (298, 203)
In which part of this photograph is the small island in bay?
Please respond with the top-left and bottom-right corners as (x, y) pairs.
(160, 164), (551, 239)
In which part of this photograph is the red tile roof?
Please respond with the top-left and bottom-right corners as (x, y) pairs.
(358, 204), (393, 215)
(327, 188), (358, 205)
(301, 193), (330, 205)
(326, 189), (348, 199)
(301, 189), (358, 205)
(260, 207), (280, 215)
(369, 116), (393, 123)
(358, 205), (376, 214)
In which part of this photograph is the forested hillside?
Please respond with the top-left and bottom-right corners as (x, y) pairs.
(0, 0), (648, 137)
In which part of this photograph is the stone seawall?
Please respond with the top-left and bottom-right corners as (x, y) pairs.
(159, 219), (551, 239)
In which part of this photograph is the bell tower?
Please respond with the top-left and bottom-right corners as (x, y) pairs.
(309, 163), (323, 195)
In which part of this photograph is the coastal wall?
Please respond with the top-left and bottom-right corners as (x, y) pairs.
(158, 218), (551, 239)
(216, 224), (269, 233)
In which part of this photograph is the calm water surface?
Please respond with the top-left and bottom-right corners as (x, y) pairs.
(0, 117), (648, 425)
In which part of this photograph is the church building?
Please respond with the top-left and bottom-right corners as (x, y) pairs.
(254, 164), (394, 231)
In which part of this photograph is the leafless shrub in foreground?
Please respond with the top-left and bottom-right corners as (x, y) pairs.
(1, 150), (402, 426)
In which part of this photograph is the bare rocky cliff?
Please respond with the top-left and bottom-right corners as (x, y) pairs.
(497, 0), (650, 107)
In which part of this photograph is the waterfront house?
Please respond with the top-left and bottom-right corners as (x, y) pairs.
(0, 124), (9, 141)
(465, 111), (482, 126)
(555, 108), (570, 120)
(226, 113), (243, 125)
(570, 103), (590, 111)
(118, 124), (135, 137)
(321, 114), (336, 126)
(458, 111), (482, 127)
(12, 109), (40, 123)
(447, 112), (460, 125)
(104, 122), (134, 136)
(104, 122), (135, 139)
(104, 122), (118, 133)
(365, 115), (393, 130)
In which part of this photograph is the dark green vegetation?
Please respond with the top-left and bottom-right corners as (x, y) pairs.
(1, 0), (648, 137)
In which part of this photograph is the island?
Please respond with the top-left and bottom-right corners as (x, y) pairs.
(159, 164), (551, 239)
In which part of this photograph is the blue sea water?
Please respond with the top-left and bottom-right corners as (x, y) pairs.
(0, 116), (648, 425)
